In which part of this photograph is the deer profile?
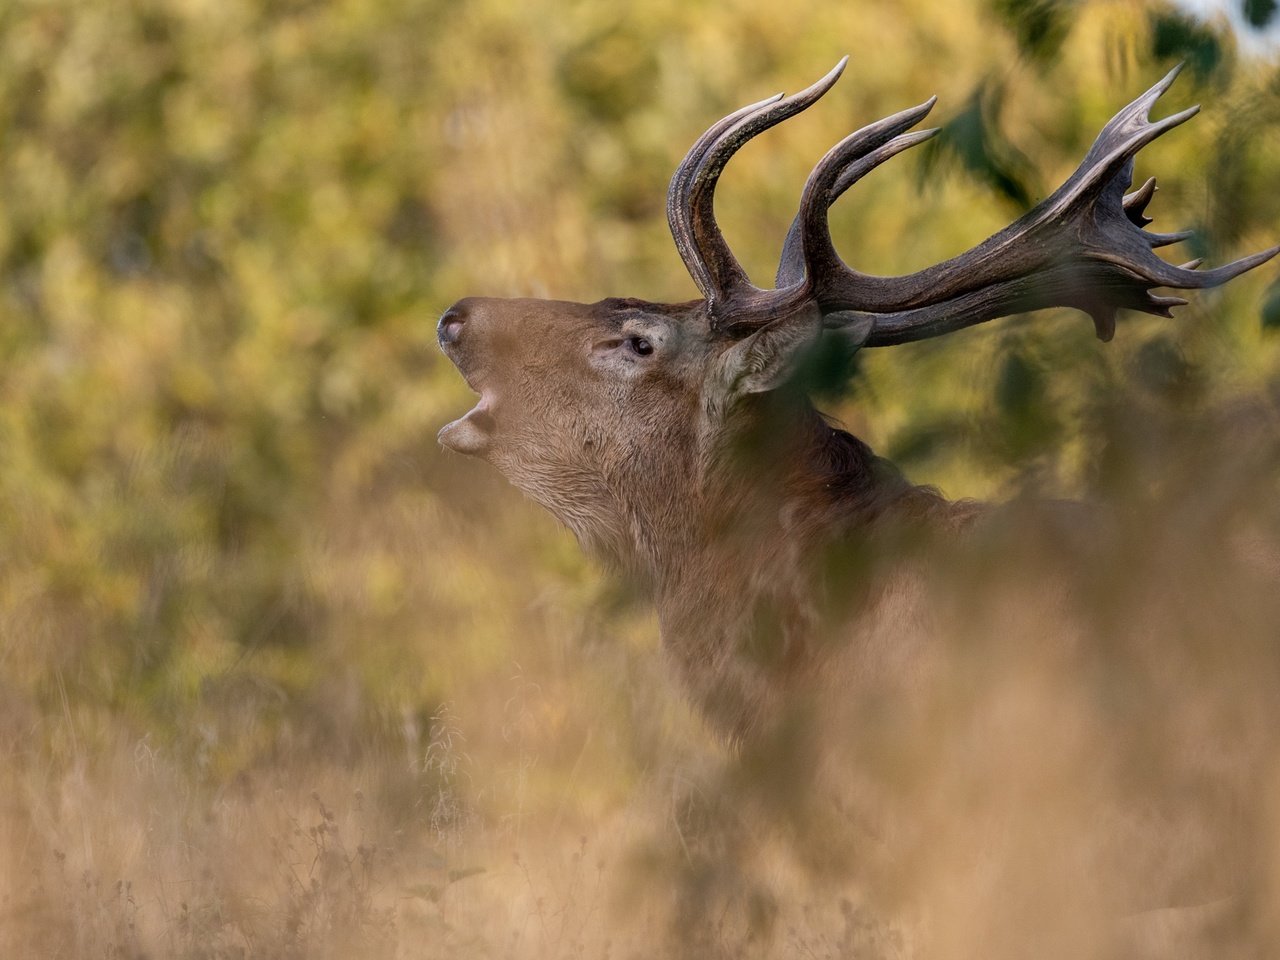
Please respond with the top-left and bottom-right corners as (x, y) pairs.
(438, 61), (1280, 949)
(438, 59), (1276, 743)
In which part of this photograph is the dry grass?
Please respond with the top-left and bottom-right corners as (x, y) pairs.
(1, 1), (1278, 956)
(5, 407), (1280, 960)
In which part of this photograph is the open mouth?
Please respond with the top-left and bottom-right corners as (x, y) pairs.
(438, 386), (497, 456)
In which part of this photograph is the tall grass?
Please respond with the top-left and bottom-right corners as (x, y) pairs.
(2, 0), (1279, 956)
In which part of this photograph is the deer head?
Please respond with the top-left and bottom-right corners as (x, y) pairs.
(437, 60), (1278, 581)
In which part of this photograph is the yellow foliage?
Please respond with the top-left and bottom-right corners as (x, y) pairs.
(0, 0), (1277, 956)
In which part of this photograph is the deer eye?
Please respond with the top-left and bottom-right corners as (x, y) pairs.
(627, 336), (654, 356)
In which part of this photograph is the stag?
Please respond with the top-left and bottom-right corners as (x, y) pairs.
(438, 59), (1276, 739)
(437, 60), (1280, 953)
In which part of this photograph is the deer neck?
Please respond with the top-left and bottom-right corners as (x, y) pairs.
(640, 401), (939, 740)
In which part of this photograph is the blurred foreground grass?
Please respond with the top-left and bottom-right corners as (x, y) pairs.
(1, 0), (1279, 957)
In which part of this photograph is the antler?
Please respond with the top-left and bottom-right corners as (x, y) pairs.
(668, 62), (1280, 343)
(666, 58), (850, 323)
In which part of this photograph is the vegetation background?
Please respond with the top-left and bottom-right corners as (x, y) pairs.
(0, 0), (1277, 957)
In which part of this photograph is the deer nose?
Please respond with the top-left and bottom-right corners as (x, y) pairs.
(438, 306), (467, 345)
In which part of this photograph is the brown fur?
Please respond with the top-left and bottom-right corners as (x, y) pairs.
(437, 292), (1280, 954)
(433, 62), (1280, 948)
(437, 295), (971, 740)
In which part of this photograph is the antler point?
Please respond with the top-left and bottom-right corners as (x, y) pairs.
(824, 56), (850, 86)
(1161, 62), (1186, 89)
(1149, 229), (1195, 249)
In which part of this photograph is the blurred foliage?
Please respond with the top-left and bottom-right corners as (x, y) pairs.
(1243, 0), (1280, 29)
(0, 0), (1275, 758)
(989, 0), (1079, 63)
(0, 0), (1277, 955)
(0, 0), (1276, 778)
(922, 81), (1040, 210)
(1264, 280), (1280, 328)
(1150, 8), (1231, 81)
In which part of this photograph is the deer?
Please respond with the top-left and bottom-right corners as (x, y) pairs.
(437, 60), (1280, 954)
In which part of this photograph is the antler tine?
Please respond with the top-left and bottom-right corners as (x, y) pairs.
(791, 63), (1277, 345)
(1041, 68), (1200, 224)
(830, 118), (938, 196)
(1148, 229), (1194, 248)
(668, 62), (1274, 348)
(1065, 63), (1189, 180)
(1146, 243), (1280, 289)
(667, 57), (848, 319)
(1088, 63), (1185, 146)
(775, 98), (938, 287)
(668, 92), (785, 302)
(1124, 176), (1158, 226)
(793, 128), (941, 284)
(842, 231), (1280, 348)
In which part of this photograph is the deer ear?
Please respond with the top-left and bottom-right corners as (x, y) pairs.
(718, 311), (874, 397)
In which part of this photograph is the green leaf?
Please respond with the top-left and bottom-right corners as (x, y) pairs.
(1150, 12), (1229, 84)
(1262, 285), (1280, 331)
(989, 0), (1077, 63)
(923, 82), (1038, 211)
(1242, 0), (1279, 30)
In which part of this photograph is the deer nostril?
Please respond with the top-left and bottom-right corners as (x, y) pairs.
(438, 308), (467, 345)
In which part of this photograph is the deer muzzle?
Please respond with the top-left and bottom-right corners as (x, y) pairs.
(437, 301), (497, 457)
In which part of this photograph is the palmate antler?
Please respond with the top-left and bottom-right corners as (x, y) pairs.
(668, 59), (1279, 343)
